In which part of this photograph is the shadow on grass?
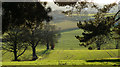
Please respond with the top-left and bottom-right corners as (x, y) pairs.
(37, 49), (50, 56)
(14, 50), (50, 61)
(86, 59), (120, 62)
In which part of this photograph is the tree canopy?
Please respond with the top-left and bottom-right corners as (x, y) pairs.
(2, 2), (52, 33)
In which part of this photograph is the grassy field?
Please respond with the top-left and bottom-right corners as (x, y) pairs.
(51, 20), (78, 31)
(41, 50), (119, 60)
(1, 13), (120, 66)
(2, 28), (120, 66)
(2, 49), (120, 66)
(3, 49), (119, 61)
(55, 29), (87, 50)
(72, 13), (116, 17)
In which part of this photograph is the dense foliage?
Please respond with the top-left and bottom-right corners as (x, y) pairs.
(2, 2), (52, 33)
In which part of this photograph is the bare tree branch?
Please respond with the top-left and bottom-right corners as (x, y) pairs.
(17, 46), (27, 58)
(35, 40), (40, 47)
(114, 10), (120, 19)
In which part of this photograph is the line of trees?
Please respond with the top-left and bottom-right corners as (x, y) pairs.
(2, 24), (61, 61)
(2, 2), (61, 61)
(41, 23), (61, 50)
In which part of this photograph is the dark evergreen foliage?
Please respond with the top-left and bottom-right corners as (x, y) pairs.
(2, 2), (52, 33)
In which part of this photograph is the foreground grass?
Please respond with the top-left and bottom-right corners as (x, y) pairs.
(2, 60), (119, 66)
(40, 50), (119, 60)
(2, 49), (119, 66)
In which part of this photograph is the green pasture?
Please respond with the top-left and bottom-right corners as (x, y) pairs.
(55, 29), (86, 50)
(1, 13), (120, 66)
(72, 13), (115, 17)
(52, 20), (78, 31)
(2, 60), (119, 65)
(2, 49), (120, 65)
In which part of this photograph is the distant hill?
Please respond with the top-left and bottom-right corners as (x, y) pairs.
(49, 10), (117, 32)
(49, 10), (94, 32)
(49, 10), (93, 23)
(49, 10), (77, 23)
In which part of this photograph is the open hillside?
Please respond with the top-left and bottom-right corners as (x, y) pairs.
(52, 20), (79, 32)
(55, 29), (86, 50)
(2, 29), (119, 62)
(2, 21), (120, 66)
(49, 11), (117, 33)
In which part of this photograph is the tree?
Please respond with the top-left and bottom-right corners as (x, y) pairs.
(25, 25), (43, 60)
(2, 27), (28, 61)
(2, 2), (52, 33)
(2, 2), (52, 60)
(75, 5), (120, 49)
(41, 23), (61, 50)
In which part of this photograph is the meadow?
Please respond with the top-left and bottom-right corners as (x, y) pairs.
(2, 29), (120, 66)
(1, 13), (120, 67)
(2, 49), (120, 66)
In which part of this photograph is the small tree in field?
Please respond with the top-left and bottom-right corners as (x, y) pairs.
(41, 23), (61, 50)
(2, 27), (28, 61)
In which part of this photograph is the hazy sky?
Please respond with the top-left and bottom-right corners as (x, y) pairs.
(42, 0), (120, 11)
(41, 0), (120, 4)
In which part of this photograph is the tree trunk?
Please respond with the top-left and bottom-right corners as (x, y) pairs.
(97, 46), (100, 50)
(13, 50), (18, 61)
(13, 43), (18, 61)
(97, 44), (101, 50)
(32, 46), (38, 60)
(47, 42), (49, 50)
(51, 43), (55, 50)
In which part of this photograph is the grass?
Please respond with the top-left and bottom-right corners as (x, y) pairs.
(2, 49), (119, 61)
(55, 29), (86, 50)
(2, 49), (120, 65)
(52, 20), (78, 31)
(2, 60), (119, 65)
(40, 49), (119, 60)
(1, 13), (120, 66)
(72, 13), (115, 17)
(2, 29), (119, 66)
